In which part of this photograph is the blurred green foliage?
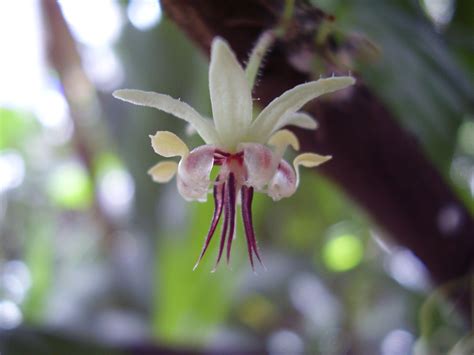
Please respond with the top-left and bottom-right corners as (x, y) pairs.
(47, 162), (93, 210)
(0, 108), (38, 150)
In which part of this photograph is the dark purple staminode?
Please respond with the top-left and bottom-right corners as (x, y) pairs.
(193, 154), (264, 272)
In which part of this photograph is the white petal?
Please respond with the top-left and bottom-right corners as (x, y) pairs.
(113, 89), (219, 144)
(150, 131), (189, 157)
(293, 152), (331, 186)
(177, 145), (215, 202)
(251, 76), (355, 141)
(245, 30), (275, 89)
(267, 160), (297, 201)
(279, 112), (318, 131)
(148, 161), (178, 183)
(209, 38), (253, 148)
(239, 143), (277, 190)
(177, 177), (206, 202)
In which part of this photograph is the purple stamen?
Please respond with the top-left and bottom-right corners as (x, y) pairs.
(195, 151), (265, 272)
(226, 173), (237, 264)
(214, 179), (230, 270)
(193, 177), (225, 270)
(241, 186), (264, 270)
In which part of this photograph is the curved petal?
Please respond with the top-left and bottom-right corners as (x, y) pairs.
(267, 129), (300, 152)
(148, 161), (178, 183)
(239, 143), (276, 190)
(266, 160), (297, 201)
(267, 130), (300, 171)
(113, 89), (219, 144)
(209, 38), (253, 148)
(150, 131), (189, 158)
(293, 153), (331, 168)
(293, 152), (331, 186)
(276, 112), (318, 132)
(177, 145), (216, 202)
(251, 76), (355, 141)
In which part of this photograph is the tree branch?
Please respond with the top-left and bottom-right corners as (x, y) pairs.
(161, 0), (474, 319)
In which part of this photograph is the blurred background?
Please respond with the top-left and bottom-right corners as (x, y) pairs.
(0, 0), (473, 354)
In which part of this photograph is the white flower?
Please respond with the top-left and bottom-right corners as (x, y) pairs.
(113, 37), (355, 270)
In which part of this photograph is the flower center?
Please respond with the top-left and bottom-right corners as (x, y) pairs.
(214, 149), (248, 186)
(213, 149), (243, 165)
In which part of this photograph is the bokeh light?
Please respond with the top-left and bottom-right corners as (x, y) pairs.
(0, 0), (45, 110)
(47, 161), (93, 209)
(0, 150), (25, 193)
(127, 0), (162, 31)
(97, 168), (135, 219)
(322, 234), (364, 272)
(0, 300), (22, 330)
(290, 273), (341, 330)
(381, 329), (415, 355)
(59, 0), (123, 47)
(1, 260), (31, 304)
(421, 0), (455, 29)
(82, 47), (124, 92)
(385, 249), (430, 291)
(267, 329), (305, 355)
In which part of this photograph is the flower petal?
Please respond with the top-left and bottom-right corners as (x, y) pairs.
(251, 76), (355, 141)
(113, 89), (219, 144)
(293, 152), (331, 186)
(266, 160), (297, 201)
(245, 30), (275, 90)
(293, 152), (331, 168)
(147, 161), (178, 183)
(177, 145), (215, 202)
(278, 112), (318, 131)
(267, 129), (300, 152)
(209, 38), (253, 148)
(239, 143), (276, 190)
(150, 131), (189, 157)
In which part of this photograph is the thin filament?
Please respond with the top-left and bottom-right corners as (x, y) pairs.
(226, 173), (237, 263)
(193, 178), (225, 270)
(241, 186), (264, 269)
(214, 178), (230, 270)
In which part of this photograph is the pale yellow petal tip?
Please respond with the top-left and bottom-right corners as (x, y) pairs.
(150, 131), (189, 158)
(112, 89), (134, 100)
(332, 76), (356, 86)
(268, 129), (300, 151)
(289, 112), (318, 130)
(319, 75), (356, 88)
(148, 161), (178, 183)
(211, 36), (229, 51)
(304, 119), (318, 130)
(112, 89), (123, 98)
(294, 153), (332, 168)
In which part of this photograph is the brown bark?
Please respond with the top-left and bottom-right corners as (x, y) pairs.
(161, 0), (474, 319)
